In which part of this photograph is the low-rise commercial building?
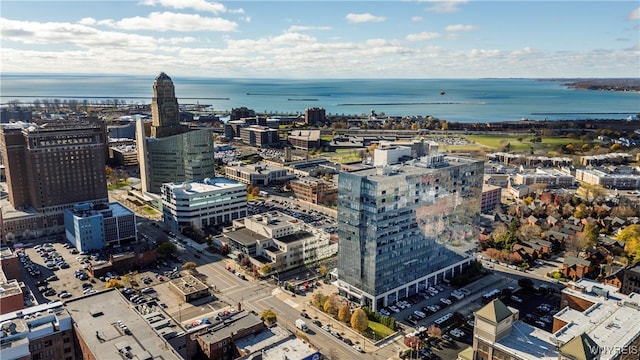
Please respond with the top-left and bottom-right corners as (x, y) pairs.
(169, 274), (210, 302)
(288, 130), (321, 151)
(0, 301), (76, 360)
(162, 178), (247, 231)
(65, 289), (183, 360)
(224, 211), (338, 272)
(458, 279), (640, 360)
(224, 163), (293, 186)
(289, 177), (337, 205)
(63, 202), (136, 252)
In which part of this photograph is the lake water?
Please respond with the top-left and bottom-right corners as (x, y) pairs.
(1, 74), (638, 123)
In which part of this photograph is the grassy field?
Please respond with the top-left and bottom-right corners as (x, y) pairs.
(367, 321), (395, 339)
(437, 135), (586, 154)
(323, 149), (363, 164)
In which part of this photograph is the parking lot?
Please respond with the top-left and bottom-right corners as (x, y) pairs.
(247, 199), (337, 233)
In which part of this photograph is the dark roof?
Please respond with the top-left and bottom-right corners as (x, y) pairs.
(155, 72), (172, 81)
(224, 228), (267, 246)
(276, 231), (314, 244)
(565, 256), (591, 267)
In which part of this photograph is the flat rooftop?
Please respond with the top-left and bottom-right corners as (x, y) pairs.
(234, 325), (290, 354)
(260, 337), (319, 360)
(164, 177), (245, 195)
(197, 312), (263, 345)
(495, 321), (558, 360)
(64, 288), (183, 360)
(276, 231), (315, 244)
(225, 228), (268, 246)
(554, 279), (640, 360)
(169, 274), (208, 295)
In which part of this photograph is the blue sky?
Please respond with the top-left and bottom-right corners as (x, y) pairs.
(1, 0), (638, 78)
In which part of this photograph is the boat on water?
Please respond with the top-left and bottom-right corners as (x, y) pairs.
(440, 91), (446, 95)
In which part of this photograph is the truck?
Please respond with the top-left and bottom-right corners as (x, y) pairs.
(295, 319), (308, 332)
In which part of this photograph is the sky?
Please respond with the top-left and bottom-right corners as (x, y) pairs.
(1, 0), (639, 78)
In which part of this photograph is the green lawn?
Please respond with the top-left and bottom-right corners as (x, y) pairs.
(141, 206), (159, 215)
(107, 180), (129, 191)
(466, 135), (579, 151)
(368, 321), (394, 339)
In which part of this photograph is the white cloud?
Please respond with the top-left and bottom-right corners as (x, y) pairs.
(628, 7), (640, 20)
(286, 25), (332, 32)
(78, 17), (96, 25)
(345, 13), (385, 24)
(423, 0), (468, 13)
(445, 24), (476, 32)
(411, 16), (423, 22)
(140, 0), (230, 14)
(100, 11), (238, 32)
(406, 32), (441, 41)
(1, 18), (156, 49)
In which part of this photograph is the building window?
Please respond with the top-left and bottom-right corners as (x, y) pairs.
(44, 340), (53, 347)
(65, 348), (72, 353)
(63, 337), (71, 344)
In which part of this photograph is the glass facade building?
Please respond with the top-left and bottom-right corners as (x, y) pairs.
(336, 153), (484, 310)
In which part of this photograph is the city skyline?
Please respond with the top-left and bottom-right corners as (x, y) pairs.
(1, 0), (639, 79)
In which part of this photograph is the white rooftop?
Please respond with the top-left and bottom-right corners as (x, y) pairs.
(554, 279), (640, 360)
(496, 321), (558, 360)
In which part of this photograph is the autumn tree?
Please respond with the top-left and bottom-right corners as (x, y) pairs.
(311, 292), (326, 309)
(427, 324), (442, 338)
(260, 309), (277, 325)
(105, 279), (124, 289)
(182, 261), (197, 272)
(404, 335), (421, 349)
(261, 263), (272, 274)
(338, 303), (352, 323)
(318, 264), (328, 277)
(350, 308), (369, 333)
(618, 225), (640, 262)
(323, 294), (340, 316)
(517, 224), (542, 242)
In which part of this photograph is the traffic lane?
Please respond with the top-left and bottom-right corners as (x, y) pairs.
(249, 296), (365, 359)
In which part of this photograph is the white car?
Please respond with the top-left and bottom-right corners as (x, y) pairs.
(389, 306), (400, 313)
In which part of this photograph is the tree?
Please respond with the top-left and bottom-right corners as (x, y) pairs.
(338, 303), (352, 323)
(404, 335), (421, 349)
(105, 279), (124, 289)
(311, 292), (325, 309)
(350, 308), (369, 333)
(318, 264), (328, 277)
(582, 222), (599, 248)
(261, 263), (272, 274)
(260, 309), (277, 325)
(182, 261), (197, 272)
(618, 225), (640, 262)
(427, 324), (442, 338)
(517, 224), (542, 242)
(323, 294), (340, 316)
(157, 241), (177, 256)
(610, 143), (623, 152)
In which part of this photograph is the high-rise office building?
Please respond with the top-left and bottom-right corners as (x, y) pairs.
(137, 73), (215, 194)
(150, 72), (187, 139)
(0, 120), (108, 212)
(336, 148), (483, 311)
